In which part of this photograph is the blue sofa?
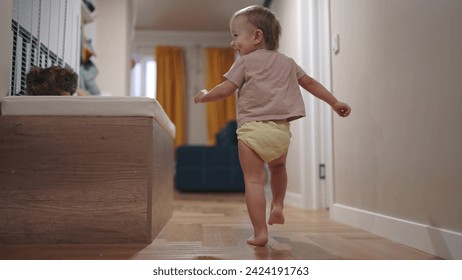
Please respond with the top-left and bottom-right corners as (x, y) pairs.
(176, 121), (245, 192)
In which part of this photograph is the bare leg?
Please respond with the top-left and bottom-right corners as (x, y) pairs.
(267, 152), (288, 225)
(238, 141), (268, 246)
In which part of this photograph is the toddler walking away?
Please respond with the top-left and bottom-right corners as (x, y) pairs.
(194, 5), (351, 246)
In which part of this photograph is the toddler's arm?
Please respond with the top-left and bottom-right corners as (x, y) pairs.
(298, 75), (351, 117)
(194, 80), (238, 103)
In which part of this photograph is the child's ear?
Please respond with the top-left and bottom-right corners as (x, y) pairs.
(254, 29), (263, 44)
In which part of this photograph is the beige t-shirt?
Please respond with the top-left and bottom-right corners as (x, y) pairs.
(224, 49), (306, 127)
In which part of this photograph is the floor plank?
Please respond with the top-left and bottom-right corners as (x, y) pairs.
(0, 192), (440, 260)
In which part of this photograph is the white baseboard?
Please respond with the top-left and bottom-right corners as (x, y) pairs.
(331, 204), (462, 260)
(284, 191), (303, 208)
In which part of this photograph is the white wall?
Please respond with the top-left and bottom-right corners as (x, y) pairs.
(0, 0), (13, 97)
(330, 0), (462, 259)
(94, 0), (132, 96)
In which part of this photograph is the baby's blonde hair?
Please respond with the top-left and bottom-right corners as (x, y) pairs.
(232, 5), (281, 50)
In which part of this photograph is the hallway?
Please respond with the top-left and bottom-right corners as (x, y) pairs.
(0, 192), (439, 260)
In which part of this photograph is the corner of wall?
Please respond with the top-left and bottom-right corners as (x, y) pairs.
(0, 0), (13, 97)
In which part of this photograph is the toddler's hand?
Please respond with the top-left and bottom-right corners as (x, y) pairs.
(332, 102), (351, 117)
(194, 89), (207, 103)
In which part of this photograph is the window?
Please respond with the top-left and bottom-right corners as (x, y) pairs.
(130, 57), (157, 99)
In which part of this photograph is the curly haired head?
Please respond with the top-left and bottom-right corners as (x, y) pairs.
(26, 66), (78, 96)
(49, 66), (78, 94)
(232, 5), (281, 50)
(26, 66), (51, 96)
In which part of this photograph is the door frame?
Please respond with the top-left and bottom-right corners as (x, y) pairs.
(298, 0), (334, 209)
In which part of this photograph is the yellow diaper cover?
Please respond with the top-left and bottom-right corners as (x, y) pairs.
(237, 120), (291, 163)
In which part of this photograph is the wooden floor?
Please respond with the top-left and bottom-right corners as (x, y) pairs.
(0, 192), (440, 260)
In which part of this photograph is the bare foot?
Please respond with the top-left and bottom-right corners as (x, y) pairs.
(268, 207), (285, 225)
(247, 234), (268, 246)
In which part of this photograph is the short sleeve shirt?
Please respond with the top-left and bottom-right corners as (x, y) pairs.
(224, 49), (306, 126)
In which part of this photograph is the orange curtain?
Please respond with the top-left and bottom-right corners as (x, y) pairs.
(155, 46), (186, 147)
(205, 48), (237, 144)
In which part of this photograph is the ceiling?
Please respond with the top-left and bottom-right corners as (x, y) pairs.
(133, 0), (265, 32)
